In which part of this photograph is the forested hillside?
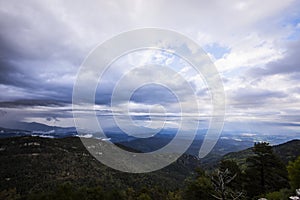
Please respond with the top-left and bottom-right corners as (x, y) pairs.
(0, 136), (300, 200)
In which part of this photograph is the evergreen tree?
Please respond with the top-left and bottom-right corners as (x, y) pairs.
(211, 169), (244, 200)
(183, 168), (214, 200)
(0, 188), (20, 200)
(287, 156), (300, 190)
(244, 142), (289, 197)
(219, 160), (242, 191)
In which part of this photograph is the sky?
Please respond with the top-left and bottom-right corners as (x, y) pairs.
(0, 0), (300, 138)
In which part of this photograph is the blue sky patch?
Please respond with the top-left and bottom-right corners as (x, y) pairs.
(203, 43), (230, 59)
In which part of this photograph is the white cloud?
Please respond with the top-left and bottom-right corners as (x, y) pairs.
(1, 0), (300, 135)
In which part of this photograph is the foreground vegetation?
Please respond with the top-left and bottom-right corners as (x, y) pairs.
(0, 136), (299, 200)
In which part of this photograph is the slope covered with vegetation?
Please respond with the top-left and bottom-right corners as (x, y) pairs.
(0, 136), (200, 199)
(1, 136), (300, 200)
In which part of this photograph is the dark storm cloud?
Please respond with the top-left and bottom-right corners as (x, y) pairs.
(0, 60), (21, 86)
(275, 122), (300, 127)
(0, 0), (299, 134)
(0, 59), (47, 92)
(0, 99), (67, 108)
(280, 114), (300, 123)
(95, 87), (178, 107)
(0, 58), (75, 104)
(0, 0), (86, 62)
(248, 39), (300, 77)
(130, 84), (178, 105)
(231, 87), (286, 106)
(0, 0), (87, 104)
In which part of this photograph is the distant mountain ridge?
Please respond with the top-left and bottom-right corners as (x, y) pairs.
(222, 139), (300, 166)
(0, 122), (255, 156)
(200, 139), (300, 170)
(7, 121), (75, 132)
(0, 122), (77, 138)
(1, 122), (299, 163)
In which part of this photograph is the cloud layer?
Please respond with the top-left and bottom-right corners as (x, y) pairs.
(0, 0), (299, 136)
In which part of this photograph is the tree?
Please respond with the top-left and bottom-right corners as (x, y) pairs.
(0, 188), (20, 200)
(136, 193), (151, 200)
(183, 168), (214, 200)
(167, 190), (182, 200)
(244, 142), (289, 197)
(287, 156), (300, 190)
(219, 160), (242, 191)
(211, 169), (244, 200)
(265, 188), (294, 200)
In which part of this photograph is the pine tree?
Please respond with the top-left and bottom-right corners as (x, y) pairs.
(219, 160), (242, 191)
(244, 142), (289, 197)
(287, 156), (300, 190)
(211, 169), (244, 200)
(183, 168), (215, 200)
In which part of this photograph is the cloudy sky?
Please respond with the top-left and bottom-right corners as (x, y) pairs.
(0, 0), (300, 138)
